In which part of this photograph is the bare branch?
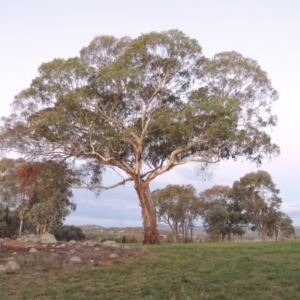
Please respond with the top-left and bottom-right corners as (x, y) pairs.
(70, 177), (134, 190)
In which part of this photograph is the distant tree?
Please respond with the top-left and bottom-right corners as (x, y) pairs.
(25, 160), (77, 236)
(231, 171), (282, 241)
(269, 212), (294, 240)
(0, 158), (77, 236)
(0, 30), (279, 243)
(16, 163), (36, 236)
(0, 158), (34, 236)
(0, 205), (19, 238)
(153, 184), (200, 242)
(0, 204), (8, 238)
(199, 185), (247, 241)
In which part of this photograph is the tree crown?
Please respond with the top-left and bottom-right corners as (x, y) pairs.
(0, 30), (279, 189)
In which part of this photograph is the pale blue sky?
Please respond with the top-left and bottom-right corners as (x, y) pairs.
(1, 0), (299, 226)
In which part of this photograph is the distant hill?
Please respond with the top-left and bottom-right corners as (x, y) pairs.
(158, 224), (206, 235)
(79, 224), (300, 238)
(80, 224), (105, 230)
(293, 226), (300, 236)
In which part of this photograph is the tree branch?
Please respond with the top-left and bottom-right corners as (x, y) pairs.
(70, 177), (134, 190)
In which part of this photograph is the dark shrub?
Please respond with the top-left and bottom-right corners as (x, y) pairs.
(54, 225), (86, 241)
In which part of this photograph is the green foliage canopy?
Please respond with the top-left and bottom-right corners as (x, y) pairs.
(0, 30), (279, 183)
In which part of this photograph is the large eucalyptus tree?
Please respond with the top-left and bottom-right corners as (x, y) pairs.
(0, 30), (279, 243)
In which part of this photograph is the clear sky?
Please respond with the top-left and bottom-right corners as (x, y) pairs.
(1, 0), (299, 227)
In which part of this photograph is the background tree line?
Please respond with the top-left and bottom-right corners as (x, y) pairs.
(153, 170), (294, 242)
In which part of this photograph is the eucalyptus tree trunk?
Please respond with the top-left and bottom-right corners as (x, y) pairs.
(261, 225), (267, 241)
(18, 210), (25, 237)
(42, 220), (47, 235)
(36, 222), (40, 237)
(134, 179), (160, 244)
(227, 232), (232, 242)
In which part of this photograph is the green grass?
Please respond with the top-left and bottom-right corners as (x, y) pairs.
(1, 241), (300, 299)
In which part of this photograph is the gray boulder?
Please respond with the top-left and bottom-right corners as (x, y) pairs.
(0, 265), (6, 272)
(70, 256), (81, 263)
(6, 261), (20, 271)
(103, 240), (117, 247)
(41, 233), (57, 244)
(82, 240), (97, 247)
(29, 248), (38, 253)
(110, 253), (119, 259)
(17, 234), (40, 243)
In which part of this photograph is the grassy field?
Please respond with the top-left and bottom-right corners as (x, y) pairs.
(1, 241), (300, 299)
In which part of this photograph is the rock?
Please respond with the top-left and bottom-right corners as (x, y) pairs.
(0, 238), (3, 242)
(94, 247), (100, 251)
(69, 249), (76, 254)
(83, 240), (97, 247)
(112, 243), (120, 248)
(17, 235), (41, 243)
(102, 240), (117, 247)
(13, 252), (18, 255)
(123, 246), (130, 250)
(70, 256), (81, 263)
(51, 253), (58, 257)
(29, 248), (38, 253)
(42, 244), (47, 248)
(30, 237), (40, 243)
(90, 260), (95, 264)
(0, 265), (6, 272)
(41, 233), (57, 244)
(6, 261), (20, 271)
(69, 240), (77, 245)
(27, 234), (40, 242)
(110, 254), (119, 259)
(60, 243), (66, 248)
(50, 249), (55, 252)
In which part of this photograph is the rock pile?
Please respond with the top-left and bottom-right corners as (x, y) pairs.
(0, 238), (134, 273)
